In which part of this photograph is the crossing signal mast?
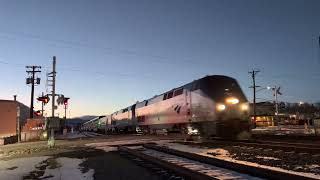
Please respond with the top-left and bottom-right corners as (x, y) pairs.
(37, 94), (50, 117)
(63, 97), (69, 119)
(57, 95), (70, 119)
(271, 86), (282, 123)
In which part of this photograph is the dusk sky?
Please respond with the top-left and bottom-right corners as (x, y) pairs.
(0, 0), (319, 117)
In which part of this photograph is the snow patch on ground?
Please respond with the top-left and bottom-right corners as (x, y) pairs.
(307, 164), (320, 169)
(0, 156), (94, 180)
(40, 157), (94, 180)
(252, 126), (316, 135)
(157, 142), (320, 179)
(206, 148), (231, 158)
(256, 156), (280, 161)
(0, 156), (49, 180)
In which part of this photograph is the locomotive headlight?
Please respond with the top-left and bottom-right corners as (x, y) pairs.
(226, 97), (239, 104)
(216, 104), (226, 111)
(241, 104), (249, 111)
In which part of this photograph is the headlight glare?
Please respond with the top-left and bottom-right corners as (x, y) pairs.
(241, 104), (249, 111)
(226, 97), (239, 104)
(216, 104), (226, 111)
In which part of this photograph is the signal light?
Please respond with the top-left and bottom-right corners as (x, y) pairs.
(37, 96), (50, 105)
(216, 104), (226, 111)
(43, 96), (50, 104)
(226, 97), (239, 104)
(34, 110), (42, 116)
(63, 98), (70, 106)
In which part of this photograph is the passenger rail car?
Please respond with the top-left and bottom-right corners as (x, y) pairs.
(81, 116), (106, 132)
(82, 75), (251, 138)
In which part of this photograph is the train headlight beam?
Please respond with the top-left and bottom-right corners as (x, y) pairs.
(226, 97), (239, 104)
(216, 104), (226, 111)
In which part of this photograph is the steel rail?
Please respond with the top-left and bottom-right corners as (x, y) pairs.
(144, 143), (317, 180)
(118, 146), (216, 180)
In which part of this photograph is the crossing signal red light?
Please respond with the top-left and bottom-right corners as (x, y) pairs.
(34, 110), (41, 116)
(43, 96), (49, 104)
(63, 98), (70, 106)
(37, 96), (50, 105)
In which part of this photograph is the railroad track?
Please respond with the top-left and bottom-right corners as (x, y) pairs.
(118, 143), (316, 180)
(204, 138), (320, 154)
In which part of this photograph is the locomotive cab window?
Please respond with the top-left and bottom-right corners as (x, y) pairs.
(174, 88), (183, 96)
(167, 91), (173, 99)
(163, 93), (167, 100)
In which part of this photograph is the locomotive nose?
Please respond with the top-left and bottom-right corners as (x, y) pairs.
(215, 97), (249, 113)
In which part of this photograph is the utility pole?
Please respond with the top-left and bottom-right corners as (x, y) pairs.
(26, 66), (41, 118)
(249, 69), (260, 127)
(274, 86), (279, 116)
(14, 95), (21, 143)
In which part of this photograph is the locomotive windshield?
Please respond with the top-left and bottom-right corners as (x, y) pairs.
(200, 76), (247, 103)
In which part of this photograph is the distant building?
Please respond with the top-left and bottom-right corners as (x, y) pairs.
(250, 101), (320, 127)
(0, 100), (30, 139)
(250, 102), (274, 116)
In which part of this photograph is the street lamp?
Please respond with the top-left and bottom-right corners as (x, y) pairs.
(256, 86), (271, 93)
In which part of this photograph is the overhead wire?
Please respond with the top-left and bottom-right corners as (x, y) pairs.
(0, 30), (197, 65)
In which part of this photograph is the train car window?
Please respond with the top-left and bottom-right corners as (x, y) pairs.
(167, 91), (173, 99)
(174, 88), (183, 96)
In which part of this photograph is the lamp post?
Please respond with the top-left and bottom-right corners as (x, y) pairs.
(256, 86), (271, 93)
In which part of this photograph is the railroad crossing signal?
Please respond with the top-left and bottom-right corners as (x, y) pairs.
(37, 95), (50, 105)
(272, 86), (282, 96)
(56, 95), (64, 105)
(56, 95), (70, 106)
